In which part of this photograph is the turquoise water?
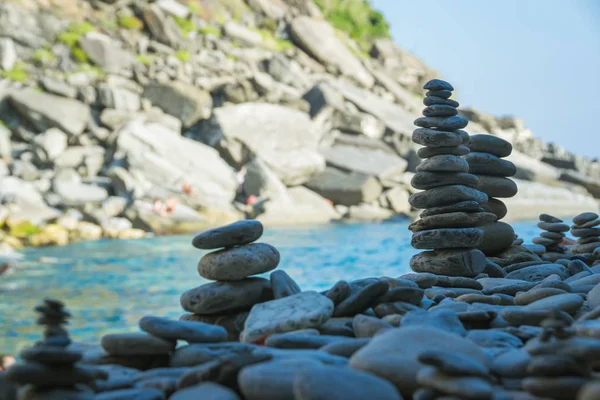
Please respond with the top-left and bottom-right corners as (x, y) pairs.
(0, 220), (541, 354)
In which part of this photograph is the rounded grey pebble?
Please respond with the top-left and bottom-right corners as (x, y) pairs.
(170, 382), (240, 400)
(139, 316), (227, 343)
(426, 89), (452, 99)
(423, 104), (458, 117)
(270, 270), (301, 299)
(197, 243), (280, 281)
(468, 134), (512, 158)
(94, 388), (165, 400)
(423, 95), (459, 107)
(416, 154), (469, 173)
(192, 220), (263, 249)
(417, 145), (470, 158)
(424, 79), (454, 91)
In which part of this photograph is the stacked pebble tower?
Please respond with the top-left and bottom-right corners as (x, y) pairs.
(531, 214), (572, 263)
(464, 133), (518, 255)
(570, 212), (600, 256)
(409, 79), (493, 277)
(5, 299), (100, 399)
(522, 311), (598, 400)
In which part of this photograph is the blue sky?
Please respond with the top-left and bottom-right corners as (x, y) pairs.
(370, 0), (600, 159)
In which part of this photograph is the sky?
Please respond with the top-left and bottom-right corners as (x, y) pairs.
(370, 0), (600, 159)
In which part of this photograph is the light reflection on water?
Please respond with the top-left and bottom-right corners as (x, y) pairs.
(0, 219), (541, 353)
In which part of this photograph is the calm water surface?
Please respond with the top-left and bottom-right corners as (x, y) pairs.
(0, 219), (542, 353)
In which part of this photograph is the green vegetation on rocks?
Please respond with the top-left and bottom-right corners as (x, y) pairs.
(57, 21), (96, 64)
(173, 15), (196, 36)
(1, 62), (29, 83)
(118, 15), (144, 30)
(32, 48), (56, 66)
(315, 0), (391, 51)
(175, 50), (191, 62)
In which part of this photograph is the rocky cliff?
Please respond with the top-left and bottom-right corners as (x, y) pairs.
(0, 0), (597, 254)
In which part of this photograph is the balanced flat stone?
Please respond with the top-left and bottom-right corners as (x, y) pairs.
(197, 243), (280, 281)
(411, 172), (478, 190)
(101, 333), (175, 355)
(476, 175), (518, 198)
(464, 152), (517, 177)
(417, 145), (470, 158)
(20, 345), (82, 364)
(410, 248), (487, 277)
(411, 228), (484, 249)
(192, 220), (263, 250)
(292, 365), (402, 400)
(424, 79), (454, 91)
(180, 278), (272, 315)
(468, 134), (512, 158)
(422, 104), (458, 117)
(240, 291), (334, 343)
(426, 89), (452, 99)
(457, 130), (470, 144)
(409, 185), (488, 209)
(270, 270), (301, 299)
(574, 212), (599, 225)
(412, 128), (462, 147)
(537, 222), (570, 233)
(420, 200), (483, 217)
(414, 116), (468, 131)
(483, 198), (508, 220)
(409, 212), (497, 232)
(415, 155), (469, 173)
(424, 96), (459, 107)
(5, 364), (97, 386)
(139, 316), (228, 343)
(477, 221), (515, 255)
(540, 213), (563, 223)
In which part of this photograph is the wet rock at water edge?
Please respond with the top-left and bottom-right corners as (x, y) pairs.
(192, 220), (264, 249)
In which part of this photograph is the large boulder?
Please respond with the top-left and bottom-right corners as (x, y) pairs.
(305, 166), (382, 206)
(143, 81), (213, 128)
(560, 170), (600, 198)
(207, 103), (325, 186)
(290, 16), (374, 88)
(79, 32), (134, 73)
(113, 119), (237, 210)
(0, 176), (60, 225)
(9, 88), (90, 136)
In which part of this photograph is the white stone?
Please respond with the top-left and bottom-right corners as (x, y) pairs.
(156, 0), (190, 18)
(241, 291), (334, 342)
(0, 38), (17, 71)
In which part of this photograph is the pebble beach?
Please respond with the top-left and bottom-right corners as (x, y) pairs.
(1, 79), (600, 400)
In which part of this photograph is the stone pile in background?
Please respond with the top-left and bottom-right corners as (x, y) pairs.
(0, 0), (597, 258)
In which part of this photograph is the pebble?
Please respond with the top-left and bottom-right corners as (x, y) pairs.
(320, 338), (371, 357)
(197, 243), (280, 281)
(514, 288), (566, 305)
(318, 318), (354, 337)
(418, 349), (489, 377)
(265, 334), (345, 349)
(414, 116), (469, 131)
(241, 291), (334, 342)
(181, 311), (249, 341)
(412, 128), (462, 147)
(324, 280), (352, 305)
(410, 212), (496, 232)
(476, 175), (518, 198)
(20, 345), (82, 364)
(180, 278), (272, 315)
(135, 377), (177, 397)
(101, 333), (175, 356)
(526, 354), (587, 376)
(415, 155), (469, 173)
(491, 348), (531, 377)
(270, 270), (301, 299)
(411, 172), (479, 191)
(376, 286), (424, 305)
(423, 95), (459, 107)
(522, 376), (587, 400)
(464, 152), (517, 177)
(422, 104), (458, 117)
(352, 315), (393, 338)
(411, 228), (484, 249)
(16, 387), (94, 400)
(505, 264), (569, 281)
(417, 145), (470, 158)
(573, 212), (599, 225)
(579, 382), (600, 400)
(192, 220), (263, 249)
(524, 293), (584, 314)
(401, 308), (466, 336)
(169, 343), (255, 368)
(466, 329), (522, 349)
(426, 89), (452, 98)
(170, 382), (241, 400)
(293, 365), (402, 400)
(410, 248), (487, 277)
(398, 272), (438, 288)
(477, 222), (515, 255)
(424, 79), (454, 91)
(333, 279), (389, 317)
(420, 200), (483, 217)
(483, 198), (508, 219)
(139, 316), (228, 343)
(5, 364), (97, 386)
(417, 366), (494, 400)
(409, 185), (488, 209)
(537, 221), (570, 232)
(468, 134), (513, 158)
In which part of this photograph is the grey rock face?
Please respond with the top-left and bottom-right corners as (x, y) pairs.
(79, 33), (134, 73)
(143, 81), (212, 128)
(306, 167), (382, 206)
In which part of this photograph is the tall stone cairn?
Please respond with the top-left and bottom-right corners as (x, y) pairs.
(465, 133), (518, 255)
(408, 79), (492, 277)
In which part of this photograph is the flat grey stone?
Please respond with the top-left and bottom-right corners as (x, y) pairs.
(420, 200), (483, 217)
(376, 287), (424, 305)
(524, 293), (584, 314)
(482, 197), (508, 220)
(514, 288), (566, 306)
(397, 273), (438, 288)
(169, 382), (240, 400)
(505, 264), (569, 281)
(416, 154), (469, 173)
(20, 345), (82, 364)
(476, 175), (518, 198)
(5, 364), (96, 386)
(101, 333), (175, 356)
(412, 128), (462, 147)
(422, 104), (458, 117)
(293, 365), (402, 400)
(417, 145), (470, 158)
(265, 334), (346, 349)
(538, 221), (570, 233)
(410, 248), (487, 277)
(320, 338), (370, 357)
(409, 185), (488, 209)
(522, 376), (587, 400)
(180, 278), (272, 315)
(197, 243), (280, 281)
(180, 311), (249, 341)
(333, 280), (389, 317)
(411, 228), (484, 250)
(426, 89), (452, 98)
(192, 220), (263, 249)
(414, 116), (468, 131)
(410, 212), (496, 232)
(411, 171), (478, 190)
(241, 291), (334, 342)
(424, 79), (454, 91)
(423, 96), (459, 107)
(468, 134), (512, 158)
(352, 314), (393, 338)
(139, 316), (227, 343)
(418, 349), (489, 377)
(170, 343), (255, 368)
(573, 212), (599, 225)
(270, 270), (301, 299)
(466, 329), (522, 349)
(417, 366), (494, 399)
(465, 152), (517, 177)
(324, 280), (352, 305)
(402, 308), (466, 336)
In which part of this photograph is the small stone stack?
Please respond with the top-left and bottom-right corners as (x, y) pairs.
(409, 79), (491, 278)
(180, 220), (282, 340)
(533, 214), (570, 259)
(5, 299), (99, 399)
(465, 134), (518, 255)
(570, 212), (600, 256)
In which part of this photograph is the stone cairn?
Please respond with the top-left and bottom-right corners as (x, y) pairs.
(408, 79), (493, 278)
(464, 133), (517, 255)
(5, 299), (101, 398)
(532, 214), (570, 259)
(570, 212), (600, 260)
